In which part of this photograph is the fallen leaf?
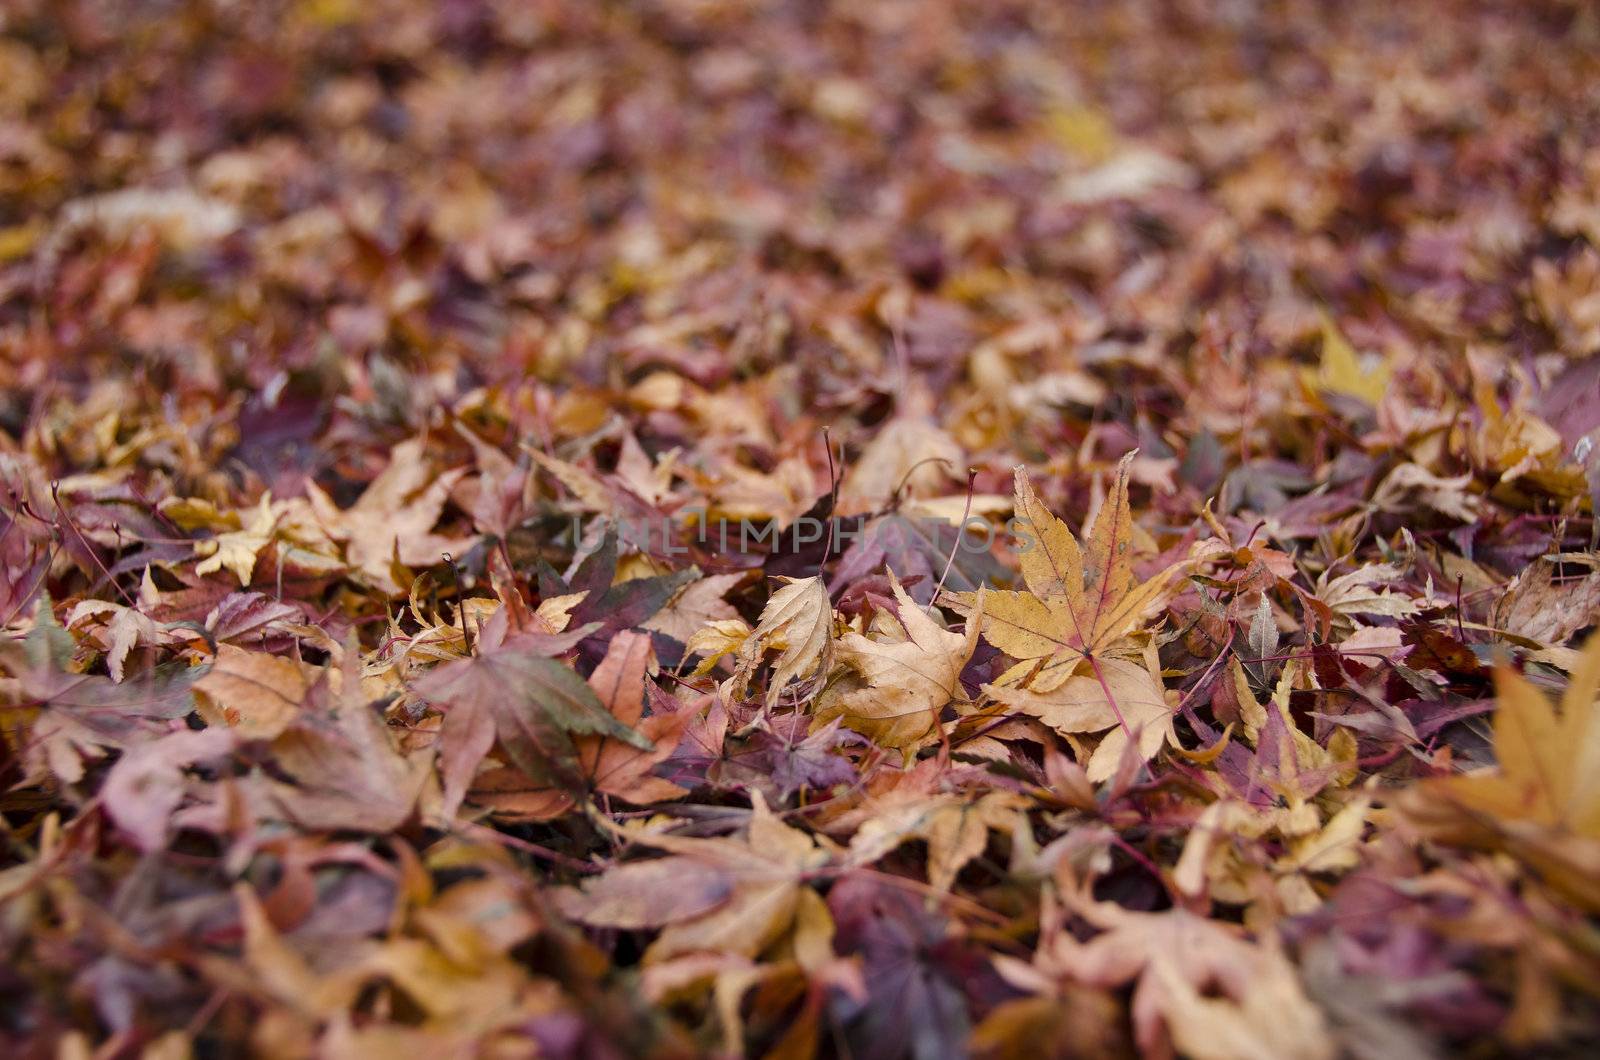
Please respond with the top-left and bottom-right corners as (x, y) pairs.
(1402, 633), (1600, 910)
(415, 634), (651, 800)
(1491, 555), (1600, 648)
(1001, 894), (1332, 1060)
(819, 574), (981, 753)
(1302, 311), (1392, 407)
(193, 643), (312, 739)
(558, 793), (829, 963)
(733, 576), (834, 708)
(986, 649), (1176, 781)
(950, 456), (1201, 693)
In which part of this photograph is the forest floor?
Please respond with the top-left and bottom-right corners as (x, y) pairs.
(3, 1), (1600, 1056)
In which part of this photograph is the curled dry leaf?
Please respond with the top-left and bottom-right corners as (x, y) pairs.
(733, 575), (834, 708)
(1490, 555), (1600, 649)
(819, 573), (982, 754)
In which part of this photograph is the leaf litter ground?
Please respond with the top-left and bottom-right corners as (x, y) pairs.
(3, 1), (1600, 1057)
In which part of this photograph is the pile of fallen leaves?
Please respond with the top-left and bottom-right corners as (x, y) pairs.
(4, 0), (1600, 1056)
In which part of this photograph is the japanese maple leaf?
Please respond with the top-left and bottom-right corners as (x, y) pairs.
(985, 649), (1176, 782)
(65, 596), (178, 684)
(712, 715), (860, 802)
(1400, 633), (1600, 911)
(948, 455), (1196, 695)
(467, 631), (693, 820)
(732, 575), (834, 708)
(412, 626), (651, 809)
(556, 792), (829, 963)
(817, 573), (982, 754)
(192, 493), (278, 586)
(265, 647), (431, 833)
(945, 457), (1201, 777)
(996, 894), (1332, 1060)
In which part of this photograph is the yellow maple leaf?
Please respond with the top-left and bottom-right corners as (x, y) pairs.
(1301, 310), (1392, 406)
(950, 455), (1196, 694)
(193, 494), (278, 586)
(1402, 634), (1600, 910)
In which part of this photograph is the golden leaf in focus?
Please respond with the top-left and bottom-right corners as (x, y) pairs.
(950, 455), (1199, 693)
(986, 648), (1175, 782)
